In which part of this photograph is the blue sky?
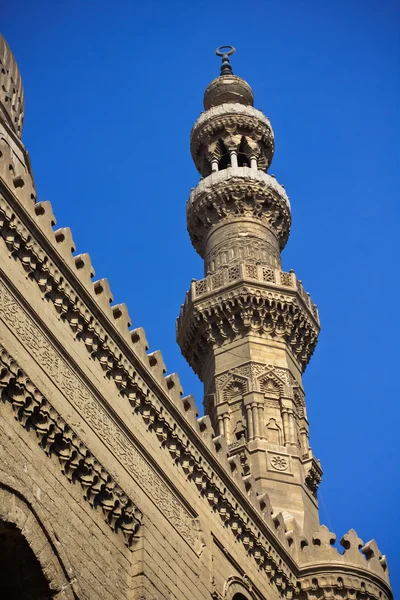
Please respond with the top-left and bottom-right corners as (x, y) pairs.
(3, 0), (399, 591)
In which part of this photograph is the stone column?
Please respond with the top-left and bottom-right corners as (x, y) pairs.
(252, 405), (260, 438)
(222, 414), (230, 443)
(282, 398), (297, 446)
(281, 408), (290, 445)
(246, 405), (254, 439)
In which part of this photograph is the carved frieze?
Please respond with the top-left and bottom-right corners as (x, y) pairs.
(0, 278), (199, 550)
(178, 282), (320, 378)
(0, 344), (142, 547)
(187, 168), (291, 256)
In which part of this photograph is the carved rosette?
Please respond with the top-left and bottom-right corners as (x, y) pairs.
(177, 280), (320, 378)
(190, 103), (274, 176)
(187, 168), (291, 257)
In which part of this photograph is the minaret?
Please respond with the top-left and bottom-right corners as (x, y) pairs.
(177, 47), (322, 537)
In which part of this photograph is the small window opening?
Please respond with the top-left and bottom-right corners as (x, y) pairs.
(237, 138), (249, 167)
(218, 140), (230, 170)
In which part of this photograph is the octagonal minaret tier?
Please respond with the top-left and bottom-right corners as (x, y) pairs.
(177, 47), (321, 537)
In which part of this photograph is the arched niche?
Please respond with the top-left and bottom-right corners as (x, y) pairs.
(0, 520), (53, 599)
(0, 484), (77, 599)
(224, 575), (257, 600)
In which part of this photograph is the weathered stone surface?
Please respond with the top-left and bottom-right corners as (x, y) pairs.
(0, 34), (392, 600)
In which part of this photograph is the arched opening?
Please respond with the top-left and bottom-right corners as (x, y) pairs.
(233, 594), (249, 600)
(237, 137), (250, 167)
(218, 140), (231, 170)
(0, 521), (53, 599)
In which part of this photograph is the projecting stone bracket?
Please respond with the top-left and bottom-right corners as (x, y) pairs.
(304, 456), (323, 496)
(177, 279), (320, 377)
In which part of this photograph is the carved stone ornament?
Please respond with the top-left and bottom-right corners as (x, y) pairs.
(190, 103), (274, 175)
(0, 344), (143, 548)
(304, 457), (323, 495)
(0, 278), (199, 551)
(177, 282), (320, 378)
(270, 454), (289, 472)
(187, 168), (291, 256)
(224, 575), (256, 599)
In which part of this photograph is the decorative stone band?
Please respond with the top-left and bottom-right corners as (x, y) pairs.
(177, 281), (320, 376)
(190, 103), (274, 175)
(187, 168), (291, 256)
(0, 279), (199, 552)
(179, 263), (319, 322)
(0, 344), (143, 548)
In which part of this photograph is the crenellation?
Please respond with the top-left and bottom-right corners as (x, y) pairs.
(74, 252), (96, 286)
(34, 200), (57, 235)
(165, 372), (184, 403)
(53, 226), (77, 264)
(93, 276), (114, 312)
(111, 302), (132, 336)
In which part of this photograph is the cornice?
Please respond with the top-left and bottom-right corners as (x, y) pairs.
(177, 277), (320, 376)
(0, 344), (142, 547)
(187, 167), (291, 256)
(191, 103), (272, 138)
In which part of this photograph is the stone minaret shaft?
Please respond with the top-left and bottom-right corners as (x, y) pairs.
(177, 48), (322, 536)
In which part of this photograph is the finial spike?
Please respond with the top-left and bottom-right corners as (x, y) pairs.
(215, 45), (236, 76)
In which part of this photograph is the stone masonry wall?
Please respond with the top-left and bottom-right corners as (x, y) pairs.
(0, 199), (284, 599)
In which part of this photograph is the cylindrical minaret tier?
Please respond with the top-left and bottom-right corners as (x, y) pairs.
(204, 217), (282, 274)
(190, 103), (275, 177)
(203, 74), (254, 110)
(187, 167), (291, 259)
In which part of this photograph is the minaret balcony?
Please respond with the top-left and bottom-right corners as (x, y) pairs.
(190, 103), (275, 176)
(187, 167), (291, 257)
(177, 262), (320, 377)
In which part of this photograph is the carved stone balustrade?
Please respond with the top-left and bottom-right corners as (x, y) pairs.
(177, 261), (320, 378)
(178, 263), (319, 327)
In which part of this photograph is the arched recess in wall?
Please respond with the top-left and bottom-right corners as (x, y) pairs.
(0, 484), (78, 599)
(224, 576), (258, 600)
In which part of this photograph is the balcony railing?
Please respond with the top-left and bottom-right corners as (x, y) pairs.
(178, 262), (319, 329)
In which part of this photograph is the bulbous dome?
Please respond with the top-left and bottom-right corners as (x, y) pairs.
(203, 74), (254, 111)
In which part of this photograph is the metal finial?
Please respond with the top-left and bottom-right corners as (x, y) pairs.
(215, 45), (236, 76)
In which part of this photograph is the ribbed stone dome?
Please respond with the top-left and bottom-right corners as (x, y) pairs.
(203, 74), (254, 111)
(0, 35), (24, 138)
